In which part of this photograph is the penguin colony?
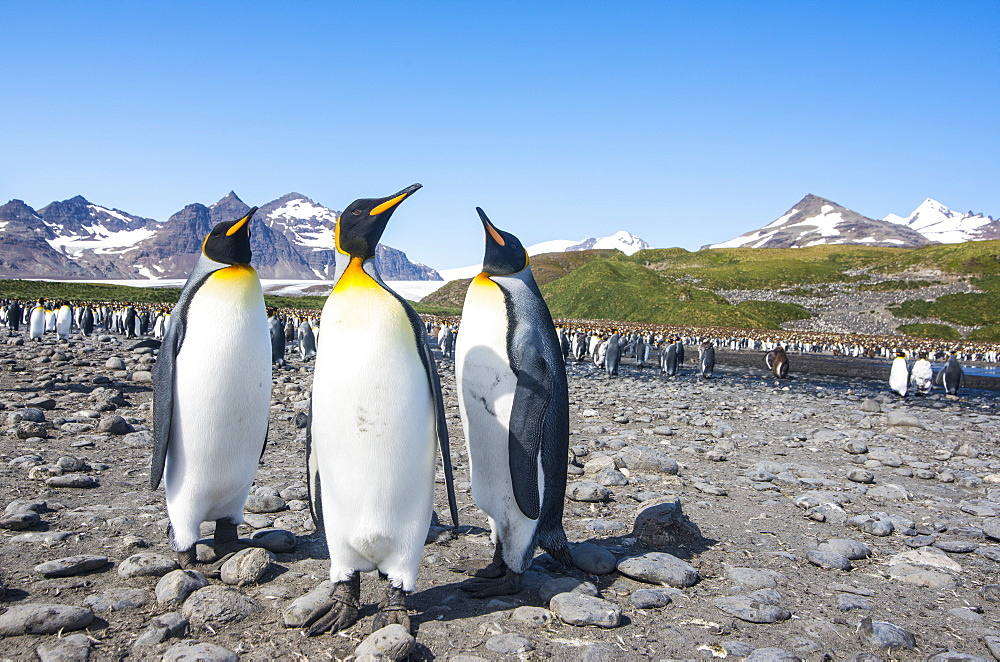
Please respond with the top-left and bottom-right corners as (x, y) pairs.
(2, 185), (993, 644)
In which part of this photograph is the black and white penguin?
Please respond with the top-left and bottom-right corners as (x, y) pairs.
(150, 207), (272, 571)
(456, 208), (573, 597)
(910, 353), (933, 394)
(28, 299), (46, 341)
(889, 350), (909, 397)
(7, 300), (22, 332)
(936, 352), (965, 395)
(268, 308), (286, 366)
(79, 307), (94, 337)
(301, 184), (458, 636)
(699, 341), (715, 378)
(297, 318), (316, 360)
(604, 332), (621, 377)
(55, 302), (73, 341)
(661, 339), (679, 376)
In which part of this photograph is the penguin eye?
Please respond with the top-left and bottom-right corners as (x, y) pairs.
(352, 209), (363, 216)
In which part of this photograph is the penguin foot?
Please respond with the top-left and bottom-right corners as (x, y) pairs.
(212, 519), (256, 557)
(372, 585), (410, 633)
(471, 560), (506, 579)
(302, 574), (361, 636)
(177, 548), (198, 570)
(460, 569), (522, 598)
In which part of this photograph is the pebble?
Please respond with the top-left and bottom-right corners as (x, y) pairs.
(162, 642), (239, 662)
(714, 590), (791, 623)
(934, 540), (978, 553)
(847, 468), (875, 483)
(983, 519), (1000, 542)
(354, 624), (416, 660)
(0, 510), (41, 529)
(181, 585), (263, 626)
(630, 587), (676, 609)
(816, 539), (871, 560)
(156, 569), (209, 607)
(485, 633), (534, 654)
(858, 617), (916, 650)
(97, 414), (131, 434)
(117, 552), (178, 578)
(44, 474), (99, 488)
(567, 480), (611, 502)
(725, 566), (785, 589)
(34, 554), (109, 578)
(36, 633), (91, 662)
(617, 552), (699, 588)
(0, 603), (94, 636)
(220, 547), (273, 586)
(249, 528), (296, 553)
(837, 593), (873, 611)
(283, 581), (334, 627)
(84, 587), (151, 612)
(244, 494), (287, 513)
(549, 592), (622, 628)
(745, 649), (801, 662)
(616, 445), (678, 474)
(570, 542), (617, 575)
(511, 605), (555, 625)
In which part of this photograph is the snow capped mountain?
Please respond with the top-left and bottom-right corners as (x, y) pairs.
(884, 198), (999, 243)
(707, 195), (932, 250)
(0, 193), (441, 281)
(438, 231), (650, 281)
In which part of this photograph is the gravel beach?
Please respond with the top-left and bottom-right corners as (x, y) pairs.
(1, 331), (998, 660)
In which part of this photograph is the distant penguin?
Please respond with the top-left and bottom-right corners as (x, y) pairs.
(910, 353), (933, 394)
(55, 302), (73, 340)
(268, 309), (286, 366)
(604, 332), (621, 377)
(150, 207), (272, 571)
(769, 346), (789, 379)
(439, 325), (455, 359)
(79, 307), (94, 336)
(889, 351), (909, 396)
(298, 319), (316, 360)
(456, 207), (573, 597)
(301, 184), (458, 636)
(661, 339), (678, 376)
(634, 336), (648, 368)
(936, 352), (965, 395)
(699, 342), (715, 378)
(123, 306), (137, 338)
(6, 301), (21, 331)
(28, 300), (46, 341)
(674, 337), (685, 368)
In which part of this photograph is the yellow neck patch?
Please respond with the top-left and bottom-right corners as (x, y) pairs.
(212, 264), (258, 280)
(333, 257), (380, 293)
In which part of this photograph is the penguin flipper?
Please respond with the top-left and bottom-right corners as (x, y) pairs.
(419, 326), (460, 527)
(508, 341), (551, 521)
(150, 320), (182, 490)
(305, 397), (323, 530)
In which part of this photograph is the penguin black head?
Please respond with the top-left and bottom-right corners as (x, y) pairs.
(478, 207), (527, 276)
(895, 351), (905, 358)
(337, 184), (422, 259)
(203, 207), (257, 265)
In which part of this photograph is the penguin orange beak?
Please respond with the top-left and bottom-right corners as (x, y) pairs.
(226, 207), (258, 236)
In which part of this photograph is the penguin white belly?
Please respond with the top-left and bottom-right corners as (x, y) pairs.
(456, 276), (539, 568)
(889, 359), (908, 396)
(311, 282), (436, 591)
(165, 266), (271, 551)
(56, 308), (72, 339)
(29, 309), (45, 339)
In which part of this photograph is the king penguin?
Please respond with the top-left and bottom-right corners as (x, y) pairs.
(936, 351), (965, 395)
(301, 184), (458, 636)
(699, 341), (715, 378)
(150, 207), (272, 570)
(910, 353), (933, 394)
(889, 350), (909, 397)
(268, 308), (286, 366)
(55, 301), (73, 341)
(456, 208), (574, 597)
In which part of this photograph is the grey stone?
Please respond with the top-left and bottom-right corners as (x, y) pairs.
(617, 552), (699, 588)
(725, 566), (785, 589)
(595, 467), (629, 486)
(156, 569), (209, 607)
(97, 414), (131, 434)
(36, 633), (91, 662)
(926, 653), (990, 662)
(885, 412), (924, 428)
(84, 587), (150, 612)
(860, 399), (881, 413)
(837, 594), (872, 611)
(630, 587), (675, 609)
(55, 456), (87, 472)
(983, 518), (1000, 542)
(981, 584), (1000, 602)
(0, 603), (94, 636)
(567, 480), (611, 502)
(858, 618), (916, 650)
(486, 633), (534, 654)
(570, 542), (617, 575)
(935, 540), (978, 553)
(714, 590), (791, 623)
(242, 513), (274, 529)
(283, 581), (335, 627)
(9, 407), (46, 423)
(0, 510), (41, 530)
(866, 484), (908, 500)
(355, 624), (416, 660)
(16, 421), (49, 439)
(616, 445), (678, 474)
(511, 606), (554, 625)
(220, 546), (273, 586)
(118, 552), (178, 578)
(249, 528), (296, 553)
(181, 585), (263, 626)
(806, 550), (852, 570)
(847, 468), (875, 483)
(539, 577), (597, 604)
(162, 641), (239, 662)
(816, 539), (871, 560)
(44, 474), (98, 488)
(34, 554), (109, 578)
(861, 518), (894, 536)
(549, 592), (622, 628)
(105, 357), (126, 370)
(244, 494), (286, 513)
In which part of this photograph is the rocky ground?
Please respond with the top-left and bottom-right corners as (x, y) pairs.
(1, 332), (999, 661)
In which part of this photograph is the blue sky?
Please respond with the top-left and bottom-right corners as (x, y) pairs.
(2, 1), (998, 270)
